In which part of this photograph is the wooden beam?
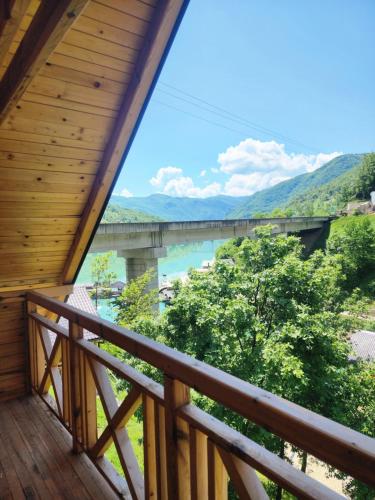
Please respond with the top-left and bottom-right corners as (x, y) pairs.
(0, 0), (89, 121)
(0, 1), (31, 69)
(62, 0), (188, 283)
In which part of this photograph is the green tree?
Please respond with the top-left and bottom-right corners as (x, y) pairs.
(128, 227), (374, 498)
(328, 216), (375, 289)
(90, 252), (117, 308)
(355, 152), (375, 200)
(113, 268), (159, 328)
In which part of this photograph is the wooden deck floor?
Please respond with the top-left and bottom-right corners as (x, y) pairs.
(0, 395), (118, 499)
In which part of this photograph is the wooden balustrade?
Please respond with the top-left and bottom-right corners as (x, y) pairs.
(26, 291), (375, 499)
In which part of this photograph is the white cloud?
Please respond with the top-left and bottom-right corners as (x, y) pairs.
(119, 188), (133, 197)
(147, 138), (342, 198)
(223, 173), (290, 197)
(150, 166), (183, 187)
(149, 166), (220, 198)
(218, 138), (341, 176)
(164, 176), (221, 198)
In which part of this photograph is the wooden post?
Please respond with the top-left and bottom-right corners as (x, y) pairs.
(26, 300), (36, 395)
(69, 321), (83, 453)
(190, 428), (208, 499)
(207, 440), (228, 500)
(27, 301), (45, 391)
(164, 376), (191, 500)
(82, 351), (97, 449)
(143, 395), (157, 499)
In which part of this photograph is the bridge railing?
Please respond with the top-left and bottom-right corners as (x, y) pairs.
(26, 290), (374, 499)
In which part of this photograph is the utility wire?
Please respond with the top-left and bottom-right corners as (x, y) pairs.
(153, 99), (258, 138)
(157, 81), (320, 154)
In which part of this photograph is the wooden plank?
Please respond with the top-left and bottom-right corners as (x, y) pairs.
(143, 394), (157, 499)
(190, 427), (208, 500)
(0, 190), (89, 204)
(31, 395), (118, 498)
(17, 397), (92, 499)
(0, 127), (105, 151)
(0, 137), (100, 160)
(39, 61), (126, 95)
(164, 377), (191, 500)
(89, 358), (144, 499)
(155, 403), (167, 500)
(0, 150), (100, 174)
(48, 51), (130, 83)
(23, 91), (117, 118)
(218, 448), (269, 500)
(56, 41), (135, 73)
(0, 201), (85, 218)
(0, 1), (31, 68)
(75, 15), (143, 50)
(90, 386), (141, 458)
(0, 251), (68, 264)
(84, 2), (150, 36)
(70, 322), (83, 453)
(0, 282), (60, 293)
(28, 74), (122, 111)
(3, 114), (107, 145)
(95, 0), (155, 21)
(0, 221), (78, 238)
(0, 164), (94, 187)
(0, 0), (90, 121)
(207, 440), (228, 500)
(62, 0), (187, 282)
(8, 98), (114, 131)
(65, 29), (138, 62)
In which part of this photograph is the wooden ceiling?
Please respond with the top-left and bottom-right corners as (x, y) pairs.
(0, 0), (188, 292)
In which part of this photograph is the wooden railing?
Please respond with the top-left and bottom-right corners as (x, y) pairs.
(26, 291), (375, 499)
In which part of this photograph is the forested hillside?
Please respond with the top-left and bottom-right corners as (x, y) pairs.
(285, 153), (375, 215)
(110, 193), (247, 221)
(101, 204), (164, 223)
(229, 154), (363, 218)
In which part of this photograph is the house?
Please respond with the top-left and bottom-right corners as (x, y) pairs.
(0, 1), (373, 498)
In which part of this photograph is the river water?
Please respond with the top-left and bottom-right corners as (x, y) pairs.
(76, 240), (226, 321)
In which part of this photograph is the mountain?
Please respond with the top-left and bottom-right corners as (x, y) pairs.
(108, 154), (364, 222)
(102, 204), (164, 223)
(109, 194), (248, 221)
(285, 153), (374, 216)
(229, 154), (364, 218)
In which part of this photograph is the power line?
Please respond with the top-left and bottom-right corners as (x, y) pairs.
(153, 99), (259, 138)
(157, 81), (320, 154)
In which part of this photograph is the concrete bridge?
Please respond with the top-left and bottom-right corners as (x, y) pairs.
(90, 217), (332, 292)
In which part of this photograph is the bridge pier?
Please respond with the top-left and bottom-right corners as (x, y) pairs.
(117, 247), (167, 304)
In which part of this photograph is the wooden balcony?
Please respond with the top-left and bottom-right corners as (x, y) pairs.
(0, 395), (117, 499)
(4, 290), (370, 499)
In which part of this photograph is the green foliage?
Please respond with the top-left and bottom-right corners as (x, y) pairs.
(114, 227), (374, 498)
(113, 268), (159, 328)
(285, 153), (375, 216)
(328, 216), (375, 288)
(101, 203), (164, 223)
(90, 252), (117, 307)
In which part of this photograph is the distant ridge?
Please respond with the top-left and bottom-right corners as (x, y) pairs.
(229, 154), (364, 218)
(109, 194), (248, 221)
(108, 154), (364, 222)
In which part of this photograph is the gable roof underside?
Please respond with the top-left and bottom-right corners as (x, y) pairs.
(0, 0), (188, 293)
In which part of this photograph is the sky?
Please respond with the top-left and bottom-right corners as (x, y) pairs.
(114, 0), (375, 199)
